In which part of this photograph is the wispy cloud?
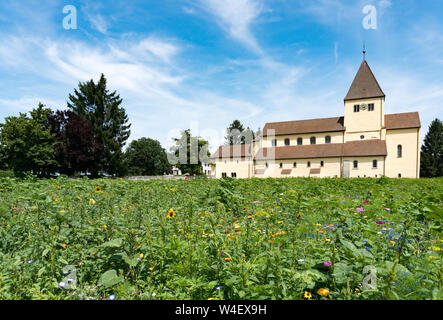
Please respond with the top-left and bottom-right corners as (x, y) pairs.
(87, 14), (109, 34)
(197, 0), (265, 54)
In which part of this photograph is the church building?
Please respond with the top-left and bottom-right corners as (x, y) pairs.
(211, 58), (421, 179)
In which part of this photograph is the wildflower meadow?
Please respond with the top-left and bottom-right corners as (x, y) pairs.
(0, 176), (441, 300)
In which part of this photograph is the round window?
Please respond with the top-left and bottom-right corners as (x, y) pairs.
(360, 135), (365, 140)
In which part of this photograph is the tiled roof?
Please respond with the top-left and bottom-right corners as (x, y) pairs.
(263, 117), (344, 136)
(344, 60), (385, 101)
(211, 144), (251, 159)
(385, 112), (421, 130)
(255, 139), (387, 160)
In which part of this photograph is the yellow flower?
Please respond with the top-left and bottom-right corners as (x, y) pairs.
(139, 253), (144, 259)
(104, 224), (107, 230)
(429, 256), (437, 259)
(62, 243), (68, 248)
(224, 257), (231, 262)
(317, 288), (330, 297)
(60, 210), (65, 213)
(89, 199), (96, 205)
(149, 267), (154, 271)
(168, 208), (176, 219)
(33, 206), (38, 210)
(389, 241), (396, 244)
(304, 291), (312, 299)
(94, 186), (102, 193)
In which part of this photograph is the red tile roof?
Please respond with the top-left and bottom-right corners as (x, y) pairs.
(345, 60), (385, 101)
(211, 144), (251, 159)
(255, 139), (387, 160)
(385, 112), (421, 130)
(263, 117), (344, 136)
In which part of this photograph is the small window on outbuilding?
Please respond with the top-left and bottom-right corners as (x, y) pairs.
(293, 162), (297, 168)
(279, 163), (283, 168)
(354, 105), (360, 112)
(353, 160), (358, 169)
(320, 161), (324, 167)
(310, 137), (316, 145)
(297, 138), (303, 145)
(272, 139), (277, 147)
(307, 161), (311, 167)
(284, 138), (290, 146)
(372, 160), (378, 168)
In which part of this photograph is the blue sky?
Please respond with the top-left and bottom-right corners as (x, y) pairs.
(0, 0), (442, 151)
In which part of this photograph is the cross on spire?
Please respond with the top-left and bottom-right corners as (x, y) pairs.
(363, 42), (366, 60)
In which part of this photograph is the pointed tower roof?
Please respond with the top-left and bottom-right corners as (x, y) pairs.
(344, 60), (385, 101)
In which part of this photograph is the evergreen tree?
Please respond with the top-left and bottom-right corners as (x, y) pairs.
(67, 74), (131, 176)
(243, 126), (256, 144)
(125, 138), (171, 176)
(420, 118), (443, 178)
(225, 120), (245, 145)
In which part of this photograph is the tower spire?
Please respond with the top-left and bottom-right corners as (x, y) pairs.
(363, 42), (366, 61)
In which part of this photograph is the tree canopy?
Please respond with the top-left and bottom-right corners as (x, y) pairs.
(125, 138), (171, 176)
(47, 110), (104, 176)
(170, 129), (210, 175)
(225, 120), (255, 145)
(0, 103), (57, 177)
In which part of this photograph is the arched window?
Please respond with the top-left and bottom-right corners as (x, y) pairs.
(325, 136), (331, 144)
(398, 173), (402, 178)
(310, 137), (316, 145)
(279, 163), (283, 168)
(397, 145), (402, 157)
(297, 138), (303, 145)
(372, 160), (378, 168)
(284, 138), (290, 146)
(307, 161), (311, 167)
(293, 162), (297, 168)
(265, 162), (269, 168)
(320, 161), (324, 167)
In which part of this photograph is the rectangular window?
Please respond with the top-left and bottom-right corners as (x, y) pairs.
(354, 105), (360, 112)
(231, 172), (237, 178)
(284, 138), (290, 146)
(297, 138), (303, 145)
(222, 173), (227, 178)
(272, 139), (277, 147)
(353, 160), (358, 169)
(372, 160), (378, 168)
(368, 103), (374, 111)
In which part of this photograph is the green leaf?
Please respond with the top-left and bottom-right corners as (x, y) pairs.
(98, 270), (124, 288)
(101, 238), (123, 248)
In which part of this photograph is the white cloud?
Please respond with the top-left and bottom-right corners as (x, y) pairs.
(88, 14), (109, 34)
(0, 34), (264, 151)
(198, 0), (264, 54)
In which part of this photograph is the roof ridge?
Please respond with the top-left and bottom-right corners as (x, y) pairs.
(264, 116), (343, 126)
